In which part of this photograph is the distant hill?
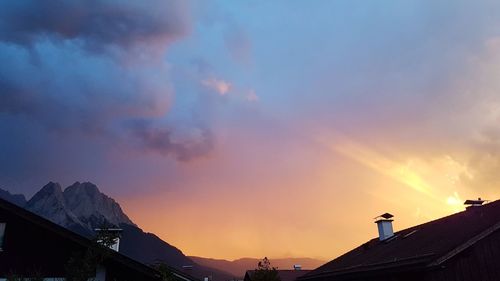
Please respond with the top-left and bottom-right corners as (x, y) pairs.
(190, 257), (326, 278)
(0, 182), (234, 281)
(0, 188), (27, 207)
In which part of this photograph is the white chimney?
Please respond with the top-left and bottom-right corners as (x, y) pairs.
(374, 213), (394, 241)
(95, 228), (122, 252)
(109, 237), (120, 252)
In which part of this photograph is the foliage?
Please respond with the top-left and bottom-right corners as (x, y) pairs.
(5, 273), (22, 281)
(65, 248), (98, 281)
(252, 257), (281, 281)
(6, 268), (45, 281)
(65, 225), (119, 281)
(27, 267), (44, 281)
(95, 225), (120, 249)
(152, 262), (177, 281)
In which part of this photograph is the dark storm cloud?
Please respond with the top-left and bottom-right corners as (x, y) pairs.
(128, 120), (213, 162)
(0, 0), (189, 52)
(0, 0), (214, 185)
(0, 79), (38, 115)
(0, 40), (163, 134)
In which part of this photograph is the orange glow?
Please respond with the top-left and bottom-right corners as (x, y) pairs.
(117, 129), (492, 261)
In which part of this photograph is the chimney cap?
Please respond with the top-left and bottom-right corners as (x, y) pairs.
(464, 198), (486, 206)
(374, 213), (394, 220)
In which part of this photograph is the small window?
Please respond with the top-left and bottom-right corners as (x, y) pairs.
(0, 223), (6, 250)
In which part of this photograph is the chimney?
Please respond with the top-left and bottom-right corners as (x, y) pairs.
(95, 228), (122, 252)
(464, 198), (485, 210)
(374, 213), (394, 241)
(293, 265), (302, 271)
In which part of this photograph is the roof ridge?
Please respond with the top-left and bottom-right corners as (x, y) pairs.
(300, 199), (500, 280)
(429, 220), (500, 267)
(301, 253), (435, 279)
(385, 200), (500, 237)
(0, 197), (160, 278)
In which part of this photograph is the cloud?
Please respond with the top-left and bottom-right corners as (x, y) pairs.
(428, 37), (500, 194)
(0, 39), (171, 135)
(313, 31), (500, 200)
(0, 0), (216, 189)
(0, 0), (190, 55)
(201, 77), (232, 95)
(127, 120), (213, 162)
(245, 89), (259, 102)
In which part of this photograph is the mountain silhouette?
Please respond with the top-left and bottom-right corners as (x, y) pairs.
(0, 182), (234, 281)
(190, 257), (326, 278)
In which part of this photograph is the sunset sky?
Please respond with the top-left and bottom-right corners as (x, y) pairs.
(2, 1), (500, 261)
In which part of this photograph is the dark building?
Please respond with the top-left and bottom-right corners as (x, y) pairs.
(300, 199), (500, 281)
(0, 197), (197, 281)
(245, 268), (311, 281)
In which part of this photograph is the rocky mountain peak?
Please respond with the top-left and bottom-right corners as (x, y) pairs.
(30, 182), (62, 196)
(27, 182), (64, 207)
(64, 181), (136, 228)
(22, 181), (135, 234)
(1, 181), (230, 281)
(65, 181), (100, 197)
(26, 182), (82, 227)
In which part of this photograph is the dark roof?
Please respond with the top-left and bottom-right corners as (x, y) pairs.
(277, 270), (312, 281)
(301, 200), (500, 280)
(245, 270), (311, 281)
(0, 197), (198, 281)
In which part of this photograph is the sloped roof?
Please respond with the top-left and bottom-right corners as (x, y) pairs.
(246, 270), (311, 281)
(0, 197), (199, 281)
(301, 200), (500, 280)
(276, 270), (312, 281)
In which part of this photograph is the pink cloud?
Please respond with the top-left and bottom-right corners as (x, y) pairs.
(201, 77), (232, 95)
(246, 89), (259, 102)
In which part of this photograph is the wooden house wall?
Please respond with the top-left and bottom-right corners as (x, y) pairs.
(0, 206), (161, 281)
(425, 229), (500, 281)
(0, 207), (85, 277)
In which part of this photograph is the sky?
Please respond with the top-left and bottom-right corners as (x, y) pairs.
(2, 0), (500, 261)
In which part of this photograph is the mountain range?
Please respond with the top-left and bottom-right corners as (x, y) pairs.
(0, 182), (232, 280)
(190, 257), (325, 278)
(0, 182), (324, 280)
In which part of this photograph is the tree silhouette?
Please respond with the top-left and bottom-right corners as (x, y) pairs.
(65, 226), (120, 281)
(252, 257), (281, 281)
(152, 262), (176, 281)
